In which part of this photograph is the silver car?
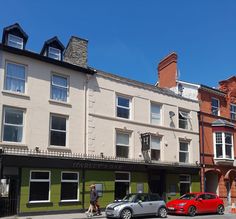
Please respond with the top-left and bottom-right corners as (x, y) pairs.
(105, 193), (167, 219)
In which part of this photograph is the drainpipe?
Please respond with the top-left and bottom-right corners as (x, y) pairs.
(200, 112), (205, 192)
(84, 74), (92, 155)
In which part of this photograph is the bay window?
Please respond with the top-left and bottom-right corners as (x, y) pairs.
(214, 132), (234, 159)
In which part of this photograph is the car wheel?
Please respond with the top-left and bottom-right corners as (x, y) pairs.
(188, 206), (196, 217)
(158, 207), (167, 218)
(120, 208), (132, 219)
(217, 204), (224, 215)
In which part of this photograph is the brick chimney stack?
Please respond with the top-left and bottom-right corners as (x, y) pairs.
(158, 52), (178, 88)
(64, 36), (88, 68)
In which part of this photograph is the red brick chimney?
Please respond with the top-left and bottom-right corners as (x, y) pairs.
(158, 52), (178, 88)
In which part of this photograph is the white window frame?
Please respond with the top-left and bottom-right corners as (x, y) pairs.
(150, 135), (161, 161)
(50, 114), (67, 147)
(179, 141), (189, 163)
(179, 110), (190, 130)
(150, 102), (161, 125)
(213, 132), (234, 160)
(115, 131), (130, 158)
(179, 174), (191, 193)
(230, 104), (236, 121)
(29, 170), (51, 203)
(2, 106), (25, 143)
(5, 61), (27, 94)
(51, 74), (69, 102)
(116, 95), (131, 119)
(7, 34), (23, 49)
(60, 171), (79, 202)
(48, 47), (61, 60)
(212, 98), (220, 116)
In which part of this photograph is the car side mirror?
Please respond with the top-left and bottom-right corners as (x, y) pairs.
(198, 198), (203, 201)
(138, 200), (142, 204)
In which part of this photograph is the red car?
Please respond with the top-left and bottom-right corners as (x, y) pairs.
(166, 192), (224, 217)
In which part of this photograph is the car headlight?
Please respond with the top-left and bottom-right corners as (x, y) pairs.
(178, 203), (187, 206)
(114, 205), (123, 211)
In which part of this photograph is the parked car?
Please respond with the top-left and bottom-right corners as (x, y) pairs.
(166, 192), (224, 217)
(105, 193), (167, 219)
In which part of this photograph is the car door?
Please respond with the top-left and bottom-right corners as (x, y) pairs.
(132, 194), (152, 216)
(195, 194), (207, 213)
(149, 194), (162, 214)
(205, 194), (218, 212)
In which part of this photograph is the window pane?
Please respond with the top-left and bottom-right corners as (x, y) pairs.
(151, 104), (160, 125)
(6, 77), (25, 93)
(225, 145), (232, 158)
(179, 152), (188, 163)
(51, 116), (66, 131)
(115, 172), (129, 181)
(52, 87), (67, 102)
(151, 149), (160, 160)
(62, 173), (78, 181)
(31, 172), (49, 180)
(225, 133), (232, 144)
(216, 144), (223, 158)
(179, 112), (188, 129)
(52, 75), (67, 87)
(61, 182), (78, 200)
(180, 175), (190, 182)
(117, 107), (129, 119)
(50, 130), (66, 146)
(29, 182), (49, 201)
(8, 35), (23, 49)
(180, 142), (188, 151)
(215, 133), (222, 143)
(5, 108), (23, 125)
(116, 133), (129, 146)
(151, 136), (160, 150)
(7, 63), (25, 79)
(212, 98), (219, 107)
(118, 97), (129, 107)
(116, 145), (129, 158)
(3, 125), (22, 142)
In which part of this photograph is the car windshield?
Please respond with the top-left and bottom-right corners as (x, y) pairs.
(179, 194), (197, 200)
(122, 194), (136, 202)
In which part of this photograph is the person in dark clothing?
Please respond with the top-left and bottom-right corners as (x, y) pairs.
(94, 187), (101, 215)
(86, 184), (97, 216)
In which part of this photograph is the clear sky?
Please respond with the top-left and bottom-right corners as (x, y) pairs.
(1, 0), (236, 87)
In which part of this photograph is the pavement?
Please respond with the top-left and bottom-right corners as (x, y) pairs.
(1, 210), (236, 219)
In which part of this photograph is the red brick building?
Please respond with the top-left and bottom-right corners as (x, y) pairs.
(157, 53), (236, 206)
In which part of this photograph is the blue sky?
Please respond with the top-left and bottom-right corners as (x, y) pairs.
(1, 0), (236, 87)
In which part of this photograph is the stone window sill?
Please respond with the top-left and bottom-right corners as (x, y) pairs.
(49, 99), (72, 108)
(2, 90), (30, 100)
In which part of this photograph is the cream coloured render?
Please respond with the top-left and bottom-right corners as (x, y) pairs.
(87, 71), (200, 164)
(0, 50), (88, 153)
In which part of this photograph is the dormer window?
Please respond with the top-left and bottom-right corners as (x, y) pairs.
(7, 34), (23, 49)
(40, 36), (65, 61)
(48, 47), (61, 60)
(2, 23), (28, 50)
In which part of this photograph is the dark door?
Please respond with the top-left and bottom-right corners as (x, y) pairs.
(149, 180), (162, 195)
(0, 177), (18, 217)
(115, 182), (129, 200)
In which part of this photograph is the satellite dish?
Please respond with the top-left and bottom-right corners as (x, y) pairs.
(169, 111), (175, 118)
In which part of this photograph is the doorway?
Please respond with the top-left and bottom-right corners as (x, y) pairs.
(114, 172), (130, 200)
(205, 171), (218, 194)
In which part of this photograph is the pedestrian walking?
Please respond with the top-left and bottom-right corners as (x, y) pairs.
(85, 184), (97, 217)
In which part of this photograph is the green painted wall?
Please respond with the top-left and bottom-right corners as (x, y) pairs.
(20, 168), (148, 213)
(166, 173), (200, 202)
(20, 168), (83, 213)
